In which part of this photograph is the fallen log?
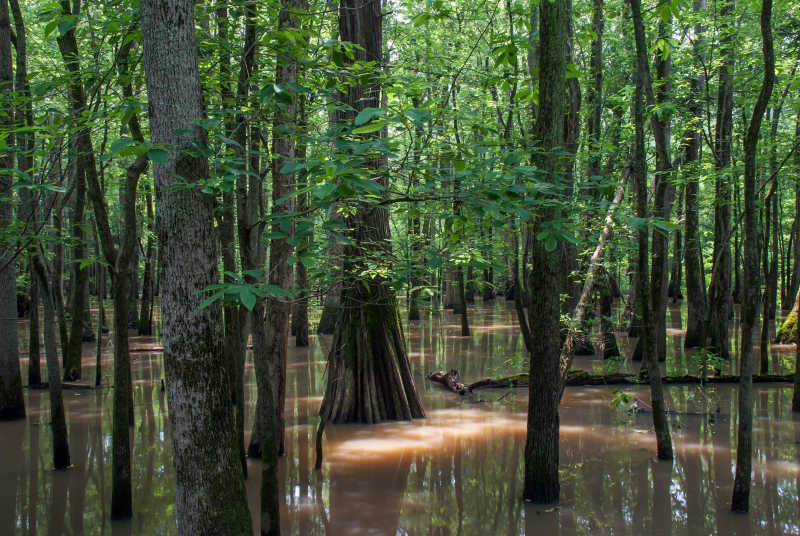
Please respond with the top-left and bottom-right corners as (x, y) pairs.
(428, 369), (794, 395)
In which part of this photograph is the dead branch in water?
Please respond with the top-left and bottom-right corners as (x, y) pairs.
(428, 369), (794, 395)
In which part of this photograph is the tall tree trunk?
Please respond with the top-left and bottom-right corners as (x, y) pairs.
(9, 0), (40, 387)
(649, 0), (674, 364)
(732, 0), (773, 512)
(668, 186), (683, 300)
(318, 0), (425, 427)
(707, 0), (735, 360)
(257, 1), (304, 532)
(522, 0), (567, 504)
(292, 97), (310, 347)
(683, 0), (707, 348)
(630, 0), (673, 460)
(0, 0), (24, 420)
(213, 0), (247, 478)
(140, 0), (251, 532)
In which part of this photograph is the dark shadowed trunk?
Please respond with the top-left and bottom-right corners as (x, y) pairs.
(732, 0), (773, 512)
(707, 0), (735, 360)
(630, 0), (673, 461)
(0, 0), (24, 420)
(521, 0), (567, 504)
(683, 0), (707, 348)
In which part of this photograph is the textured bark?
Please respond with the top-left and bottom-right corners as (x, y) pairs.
(732, 0), (773, 512)
(707, 0), (735, 360)
(683, 0), (707, 348)
(648, 0), (674, 364)
(0, 0), (24, 420)
(9, 0), (40, 387)
(213, 0), (246, 477)
(521, 0), (567, 504)
(630, 0), (673, 460)
(668, 186), (683, 300)
(140, 0), (251, 533)
(789, 116), (800, 309)
(28, 264), (42, 385)
(319, 0), (425, 427)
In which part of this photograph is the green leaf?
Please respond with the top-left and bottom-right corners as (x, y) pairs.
(147, 148), (169, 164)
(544, 236), (557, 252)
(279, 161), (306, 175)
(239, 288), (256, 311)
(352, 120), (387, 134)
(354, 107), (385, 126)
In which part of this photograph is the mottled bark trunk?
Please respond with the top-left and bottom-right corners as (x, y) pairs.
(141, 0), (251, 532)
(292, 97), (310, 347)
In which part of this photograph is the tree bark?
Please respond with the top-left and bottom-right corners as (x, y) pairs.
(521, 0), (567, 504)
(0, 0), (24, 420)
(732, 0), (773, 512)
(630, 0), (673, 460)
(140, 0), (251, 532)
(683, 0), (707, 348)
(318, 0), (425, 427)
(707, 0), (735, 360)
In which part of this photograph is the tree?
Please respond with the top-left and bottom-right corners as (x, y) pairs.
(0, 0), (24, 421)
(521, 0), (568, 504)
(707, 0), (735, 361)
(139, 0), (251, 532)
(318, 0), (426, 425)
(731, 0), (773, 512)
(630, 0), (673, 461)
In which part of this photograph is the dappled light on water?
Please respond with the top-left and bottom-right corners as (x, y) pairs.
(4, 302), (800, 535)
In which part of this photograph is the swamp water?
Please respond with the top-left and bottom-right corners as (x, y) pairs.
(2, 302), (800, 535)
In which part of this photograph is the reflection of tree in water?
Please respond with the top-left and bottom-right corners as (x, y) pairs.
(325, 431), (412, 534)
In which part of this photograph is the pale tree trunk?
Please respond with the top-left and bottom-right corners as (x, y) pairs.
(140, 0), (251, 532)
(732, 0), (773, 512)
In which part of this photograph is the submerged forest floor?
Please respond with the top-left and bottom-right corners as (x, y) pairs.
(2, 299), (800, 535)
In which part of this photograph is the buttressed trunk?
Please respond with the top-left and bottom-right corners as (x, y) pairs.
(319, 0), (425, 425)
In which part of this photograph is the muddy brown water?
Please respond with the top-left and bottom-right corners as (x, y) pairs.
(3, 302), (800, 535)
